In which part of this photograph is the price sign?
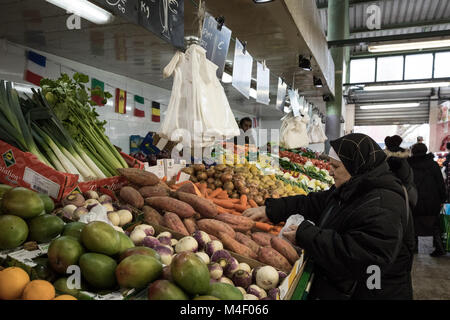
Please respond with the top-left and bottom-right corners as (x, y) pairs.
(276, 78), (287, 112)
(200, 13), (232, 79)
(232, 38), (253, 99)
(257, 62), (270, 105)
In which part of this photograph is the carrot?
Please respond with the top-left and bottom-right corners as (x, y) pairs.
(233, 204), (247, 212)
(198, 183), (207, 198)
(230, 210), (242, 216)
(172, 181), (191, 190)
(216, 191), (229, 199)
(206, 188), (213, 195)
(161, 176), (167, 182)
(246, 205), (251, 210)
(216, 206), (229, 214)
(192, 184), (203, 198)
(209, 188), (223, 198)
(269, 230), (280, 236)
(255, 222), (273, 232)
(240, 195), (248, 207)
(212, 199), (235, 209)
(249, 199), (258, 208)
(229, 198), (241, 204)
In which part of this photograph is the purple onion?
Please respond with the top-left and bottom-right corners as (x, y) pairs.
(142, 236), (160, 249)
(232, 270), (252, 289)
(158, 236), (171, 246)
(208, 263), (223, 280)
(192, 231), (211, 250)
(205, 240), (224, 257)
(247, 284), (267, 299)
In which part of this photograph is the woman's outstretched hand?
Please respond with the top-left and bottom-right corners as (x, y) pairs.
(282, 225), (298, 245)
(242, 206), (269, 223)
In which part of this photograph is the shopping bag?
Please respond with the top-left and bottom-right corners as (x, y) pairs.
(440, 213), (450, 252)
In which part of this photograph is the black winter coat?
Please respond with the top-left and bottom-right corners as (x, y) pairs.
(266, 162), (415, 300)
(407, 153), (446, 218)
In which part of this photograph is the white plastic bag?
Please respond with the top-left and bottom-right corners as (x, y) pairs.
(79, 204), (114, 226)
(308, 114), (327, 144)
(160, 44), (240, 148)
(280, 112), (310, 149)
(279, 214), (305, 254)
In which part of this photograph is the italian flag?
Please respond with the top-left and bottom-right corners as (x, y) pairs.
(91, 78), (105, 106)
(134, 95), (145, 117)
(152, 101), (160, 122)
(115, 88), (127, 114)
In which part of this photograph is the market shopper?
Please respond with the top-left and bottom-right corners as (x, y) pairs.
(407, 143), (446, 257)
(442, 142), (450, 201)
(243, 133), (415, 300)
(384, 135), (410, 159)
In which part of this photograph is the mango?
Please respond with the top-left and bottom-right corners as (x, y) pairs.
(115, 255), (162, 289)
(28, 214), (64, 243)
(147, 280), (189, 300)
(1, 187), (44, 219)
(81, 221), (120, 256)
(171, 252), (210, 295)
(79, 253), (117, 289)
(48, 236), (85, 274)
(0, 215), (29, 249)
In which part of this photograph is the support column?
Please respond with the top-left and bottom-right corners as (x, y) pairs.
(325, 0), (349, 151)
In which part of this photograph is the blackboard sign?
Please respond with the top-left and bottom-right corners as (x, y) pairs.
(90, 0), (184, 49)
(200, 13), (232, 79)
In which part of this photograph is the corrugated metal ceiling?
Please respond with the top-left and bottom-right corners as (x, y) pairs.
(317, 0), (450, 53)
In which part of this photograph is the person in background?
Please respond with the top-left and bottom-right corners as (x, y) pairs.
(239, 117), (253, 133)
(417, 136), (424, 144)
(384, 135), (410, 159)
(407, 143), (446, 257)
(243, 133), (415, 300)
(442, 142), (450, 202)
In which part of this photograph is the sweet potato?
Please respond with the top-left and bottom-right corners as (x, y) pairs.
(197, 219), (235, 239)
(235, 232), (260, 253)
(215, 213), (255, 232)
(163, 212), (189, 236)
(218, 232), (257, 259)
(139, 185), (169, 198)
(270, 237), (300, 265)
(175, 192), (218, 218)
(120, 186), (144, 209)
(208, 234), (219, 241)
(142, 206), (163, 225)
(177, 182), (197, 195)
(183, 218), (198, 235)
(258, 247), (292, 273)
(251, 232), (275, 247)
(117, 168), (160, 186)
(145, 196), (195, 218)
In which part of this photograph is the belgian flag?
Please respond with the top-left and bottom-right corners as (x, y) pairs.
(152, 101), (160, 122)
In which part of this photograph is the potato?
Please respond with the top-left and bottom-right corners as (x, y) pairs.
(182, 167), (195, 175)
(192, 164), (206, 172)
(214, 180), (223, 188)
(206, 168), (215, 177)
(190, 176), (198, 183)
(221, 174), (233, 183)
(207, 177), (215, 185)
(208, 184), (216, 190)
(214, 172), (222, 180)
(231, 193), (240, 199)
(197, 172), (208, 181)
(223, 181), (234, 191)
(215, 164), (226, 171)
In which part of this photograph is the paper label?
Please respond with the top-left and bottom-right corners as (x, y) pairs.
(156, 138), (169, 151)
(8, 249), (41, 267)
(95, 292), (124, 300)
(279, 255), (304, 300)
(145, 165), (165, 179)
(23, 167), (60, 198)
(176, 172), (191, 183)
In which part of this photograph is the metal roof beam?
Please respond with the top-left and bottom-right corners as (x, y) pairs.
(350, 19), (450, 34)
(317, 0), (384, 10)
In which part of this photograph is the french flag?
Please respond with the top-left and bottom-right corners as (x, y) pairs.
(25, 51), (46, 86)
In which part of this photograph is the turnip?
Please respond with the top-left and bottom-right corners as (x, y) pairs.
(232, 270), (252, 289)
(244, 294), (259, 300)
(73, 207), (89, 220)
(236, 287), (247, 296)
(99, 194), (112, 203)
(162, 245), (174, 255)
(268, 288), (280, 300)
(134, 224), (155, 236)
(196, 252), (210, 264)
(154, 245), (173, 265)
(84, 190), (99, 200)
(117, 210), (133, 226)
(130, 229), (147, 245)
(171, 239), (178, 247)
(219, 277), (234, 285)
(142, 236), (160, 249)
(256, 266), (279, 290)
(192, 231), (211, 250)
(62, 205), (77, 219)
(247, 284), (267, 299)
(211, 250), (239, 277)
(63, 194), (85, 207)
(107, 212), (120, 226)
(113, 226), (125, 233)
(208, 263), (223, 280)
(238, 263), (251, 273)
(278, 271), (288, 284)
(101, 202), (115, 213)
(205, 240), (223, 256)
(157, 232), (172, 239)
(175, 236), (198, 253)
(158, 236), (172, 246)
(84, 199), (100, 210)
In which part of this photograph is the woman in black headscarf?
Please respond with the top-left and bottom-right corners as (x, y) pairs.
(244, 133), (415, 300)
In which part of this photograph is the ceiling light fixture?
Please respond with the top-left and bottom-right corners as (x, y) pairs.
(46, 0), (114, 24)
(299, 55), (312, 71)
(221, 72), (233, 84)
(364, 82), (450, 91)
(253, 0), (275, 3)
(368, 39), (450, 53)
(360, 103), (420, 110)
(313, 76), (323, 88)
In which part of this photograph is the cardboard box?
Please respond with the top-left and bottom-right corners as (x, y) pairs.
(0, 140), (143, 202)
